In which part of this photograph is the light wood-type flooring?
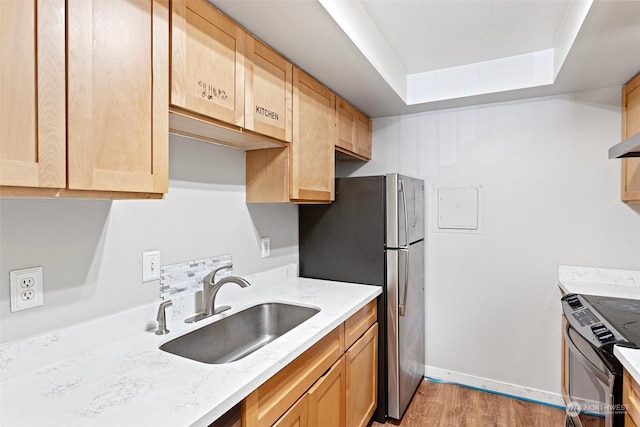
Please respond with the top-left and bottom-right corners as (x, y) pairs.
(371, 379), (603, 427)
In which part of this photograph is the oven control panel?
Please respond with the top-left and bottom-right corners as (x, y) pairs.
(572, 307), (598, 326)
(562, 294), (623, 348)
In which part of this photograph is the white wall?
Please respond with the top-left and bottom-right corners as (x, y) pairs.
(0, 135), (298, 344)
(338, 87), (640, 401)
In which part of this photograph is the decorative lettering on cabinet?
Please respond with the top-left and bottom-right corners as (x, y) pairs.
(256, 105), (279, 122)
(198, 80), (228, 101)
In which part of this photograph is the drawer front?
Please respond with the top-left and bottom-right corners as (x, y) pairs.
(243, 325), (344, 427)
(345, 300), (377, 350)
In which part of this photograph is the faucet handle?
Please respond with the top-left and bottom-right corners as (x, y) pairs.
(155, 300), (173, 335)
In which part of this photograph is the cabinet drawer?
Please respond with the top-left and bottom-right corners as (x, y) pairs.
(345, 300), (377, 350)
(243, 325), (344, 427)
(625, 369), (640, 427)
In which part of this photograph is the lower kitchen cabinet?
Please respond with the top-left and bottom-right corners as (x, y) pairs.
(242, 300), (378, 427)
(561, 315), (568, 398)
(307, 357), (346, 427)
(273, 395), (308, 427)
(624, 369), (640, 427)
(277, 357), (346, 427)
(345, 323), (378, 427)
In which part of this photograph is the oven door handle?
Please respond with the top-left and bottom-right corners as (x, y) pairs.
(563, 323), (610, 385)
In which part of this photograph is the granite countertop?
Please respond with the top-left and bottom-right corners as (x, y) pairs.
(0, 265), (381, 426)
(558, 265), (640, 385)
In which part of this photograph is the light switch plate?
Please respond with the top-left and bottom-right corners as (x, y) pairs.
(142, 251), (160, 283)
(261, 237), (271, 258)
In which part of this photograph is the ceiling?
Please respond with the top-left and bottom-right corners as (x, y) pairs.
(211, 0), (640, 118)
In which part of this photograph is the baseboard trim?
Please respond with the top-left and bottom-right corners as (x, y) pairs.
(424, 366), (566, 409)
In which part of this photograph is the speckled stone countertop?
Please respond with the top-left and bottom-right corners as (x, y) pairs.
(0, 265), (381, 427)
(558, 265), (640, 385)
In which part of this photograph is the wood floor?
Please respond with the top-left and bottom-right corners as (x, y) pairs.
(371, 379), (603, 427)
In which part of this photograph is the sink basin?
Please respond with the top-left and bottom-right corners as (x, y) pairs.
(160, 302), (320, 364)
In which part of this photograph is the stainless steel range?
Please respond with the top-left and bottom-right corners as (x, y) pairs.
(561, 294), (640, 427)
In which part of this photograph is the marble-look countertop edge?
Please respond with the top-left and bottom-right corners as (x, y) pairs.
(557, 265), (640, 299)
(614, 346), (640, 385)
(0, 276), (382, 427)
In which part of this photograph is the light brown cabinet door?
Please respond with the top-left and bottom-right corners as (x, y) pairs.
(245, 36), (292, 143)
(291, 68), (335, 202)
(336, 97), (356, 153)
(307, 357), (346, 427)
(0, 0), (65, 188)
(561, 315), (568, 399)
(622, 73), (640, 202)
(624, 369), (640, 427)
(273, 395), (308, 427)
(354, 110), (372, 160)
(67, 0), (169, 194)
(345, 323), (378, 427)
(171, 0), (244, 127)
(335, 96), (371, 161)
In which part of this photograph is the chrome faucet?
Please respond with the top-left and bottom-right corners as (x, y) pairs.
(185, 263), (251, 323)
(155, 300), (172, 335)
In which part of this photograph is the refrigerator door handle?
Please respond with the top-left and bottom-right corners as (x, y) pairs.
(398, 248), (409, 316)
(399, 180), (409, 249)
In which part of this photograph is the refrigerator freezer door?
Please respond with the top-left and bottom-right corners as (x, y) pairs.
(386, 174), (425, 248)
(386, 240), (425, 419)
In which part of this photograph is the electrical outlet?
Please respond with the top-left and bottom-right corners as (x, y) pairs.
(10, 267), (43, 312)
(142, 251), (160, 283)
(261, 237), (271, 258)
(21, 290), (35, 301)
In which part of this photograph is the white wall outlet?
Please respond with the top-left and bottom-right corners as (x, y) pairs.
(10, 267), (44, 312)
(142, 251), (161, 283)
(261, 237), (271, 258)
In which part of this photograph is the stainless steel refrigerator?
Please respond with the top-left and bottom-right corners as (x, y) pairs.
(299, 174), (425, 422)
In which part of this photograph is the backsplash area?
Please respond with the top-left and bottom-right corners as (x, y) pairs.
(160, 254), (233, 299)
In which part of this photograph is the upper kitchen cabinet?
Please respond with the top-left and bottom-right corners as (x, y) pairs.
(0, 0), (66, 190)
(245, 36), (293, 143)
(170, 0), (244, 127)
(622, 73), (640, 202)
(1, 0), (168, 198)
(354, 110), (372, 160)
(169, 0), (284, 150)
(335, 97), (372, 161)
(67, 0), (169, 195)
(246, 68), (335, 203)
(291, 68), (335, 202)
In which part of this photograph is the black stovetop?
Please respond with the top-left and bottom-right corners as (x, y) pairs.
(582, 294), (640, 348)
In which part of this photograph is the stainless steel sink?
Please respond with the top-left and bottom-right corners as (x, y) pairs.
(160, 302), (320, 364)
